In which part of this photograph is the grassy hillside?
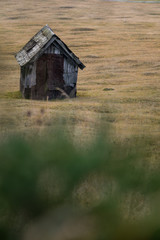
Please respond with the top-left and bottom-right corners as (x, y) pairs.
(0, 0), (160, 154)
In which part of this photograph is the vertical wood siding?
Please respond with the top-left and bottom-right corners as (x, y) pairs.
(20, 61), (36, 88)
(63, 58), (78, 87)
(44, 43), (78, 88)
(44, 44), (60, 54)
(21, 43), (78, 99)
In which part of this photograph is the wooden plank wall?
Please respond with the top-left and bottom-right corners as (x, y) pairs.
(63, 58), (78, 87)
(21, 43), (78, 94)
(20, 62), (36, 88)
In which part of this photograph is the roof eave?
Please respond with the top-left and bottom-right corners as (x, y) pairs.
(15, 25), (86, 70)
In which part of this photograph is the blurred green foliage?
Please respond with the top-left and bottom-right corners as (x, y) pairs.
(0, 129), (160, 240)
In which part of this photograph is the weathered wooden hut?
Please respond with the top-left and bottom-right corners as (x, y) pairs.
(15, 25), (85, 100)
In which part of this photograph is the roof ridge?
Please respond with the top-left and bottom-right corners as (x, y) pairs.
(15, 25), (85, 70)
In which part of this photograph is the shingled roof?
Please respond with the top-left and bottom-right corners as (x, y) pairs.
(15, 25), (85, 70)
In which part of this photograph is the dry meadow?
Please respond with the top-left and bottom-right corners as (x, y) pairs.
(0, 0), (160, 159)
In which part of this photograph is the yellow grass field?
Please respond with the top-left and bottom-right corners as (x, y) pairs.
(0, 0), (160, 158)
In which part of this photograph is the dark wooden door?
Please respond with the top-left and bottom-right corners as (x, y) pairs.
(36, 55), (47, 99)
(35, 54), (64, 100)
(47, 54), (64, 90)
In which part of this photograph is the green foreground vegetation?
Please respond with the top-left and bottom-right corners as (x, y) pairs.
(0, 128), (160, 240)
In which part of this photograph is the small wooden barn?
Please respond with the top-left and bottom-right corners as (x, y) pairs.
(15, 25), (85, 100)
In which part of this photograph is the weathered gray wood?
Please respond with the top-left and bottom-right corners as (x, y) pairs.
(54, 38), (85, 69)
(15, 25), (55, 66)
(44, 44), (60, 54)
(63, 58), (78, 87)
(29, 36), (57, 64)
(15, 25), (85, 70)
(20, 62), (36, 89)
(53, 40), (79, 68)
(16, 25), (85, 100)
